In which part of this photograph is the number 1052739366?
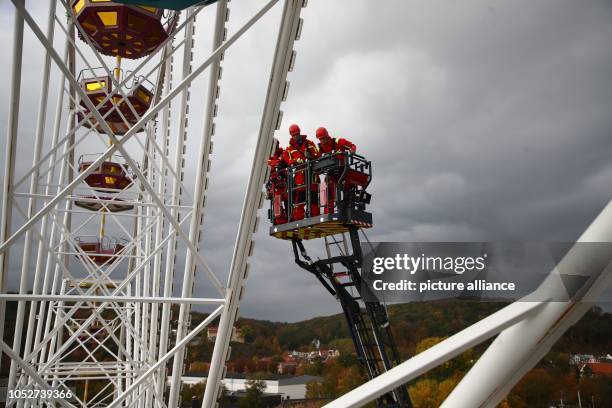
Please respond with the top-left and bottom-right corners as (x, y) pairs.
(7, 388), (74, 401)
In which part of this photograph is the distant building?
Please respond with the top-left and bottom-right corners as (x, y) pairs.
(286, 348), (340, 363)
(584, 362), (612, 376)
(307, 349), (340, 362)
(289, 350), (309, 360)
(173, 373), (322, 400)
(277, 361), (298, 375)
(569, 354), (596, 365)
(207, 326), (245, 343)
(207, 326), (218, 341)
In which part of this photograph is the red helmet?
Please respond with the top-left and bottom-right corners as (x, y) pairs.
(289, 124), (301, 136)
(316, 127), (329, 139)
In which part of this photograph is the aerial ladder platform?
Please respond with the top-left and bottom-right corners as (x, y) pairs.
(268, 152), (413, 408)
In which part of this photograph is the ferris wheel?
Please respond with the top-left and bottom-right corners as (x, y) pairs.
(2, 1), (612, 408)
(0, 0), (306, 406)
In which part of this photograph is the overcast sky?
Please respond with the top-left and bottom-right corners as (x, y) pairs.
(1, 0), (611, 322)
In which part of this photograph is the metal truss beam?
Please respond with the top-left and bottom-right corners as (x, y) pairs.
(166, 1), (229, 405)
(324, 301), (544, 408)
(443, 199), (612, 407)
(326, 199), (612, 408)
(0, 294), (225, 305)
(203, 0), (306, 405)
(0, 0), (25, 374)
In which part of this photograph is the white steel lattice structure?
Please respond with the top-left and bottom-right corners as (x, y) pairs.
(0, 0), (307, 406)
(3, 1), (611, 408)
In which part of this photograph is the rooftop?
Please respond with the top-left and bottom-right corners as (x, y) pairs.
(183, 372), (322, 385)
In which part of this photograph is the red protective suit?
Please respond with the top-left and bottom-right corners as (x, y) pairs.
(268, 145), (286, 168)
(267, 145), (288, 224)
(315, 128), (357, 214)
(318, 137), (356, 154)
(282, 135), (320, 164)
(282, 134), (320, 220)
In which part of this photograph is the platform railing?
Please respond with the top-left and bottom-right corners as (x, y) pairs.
(267, 152), (372, 225)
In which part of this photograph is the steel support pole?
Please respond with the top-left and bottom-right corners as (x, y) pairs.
(37, 112), (75, 369)
(35, 15), (77, 390)
(202, 1), (305, 406)
(20, 0), (58, 386)
(166, 8), (198, 405)
(0, 0), (25, 373)
(442, 199), (612, 408)
(141, 125), (156, 408)
(153, 41), (175, 403)
(167, 1), (228, 406)
(31, 12), (71, 371)
(323, 302), (544, 408)
(0, 294), (224, 305)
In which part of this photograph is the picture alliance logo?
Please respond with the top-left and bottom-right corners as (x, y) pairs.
(371, 253), (488, 275)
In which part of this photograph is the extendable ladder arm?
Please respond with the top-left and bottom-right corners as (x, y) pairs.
(290, 227), (413, 407)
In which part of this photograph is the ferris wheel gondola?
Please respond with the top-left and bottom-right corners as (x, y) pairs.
(71, 0), (179, 59)
(77, 69), (154, 135)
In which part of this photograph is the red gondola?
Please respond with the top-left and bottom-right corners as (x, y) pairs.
(74, 155), (135, 212)
(78, 155), (133, 191)
(72, 0), (177, 59)
(76, 236), (127, 265)
(78, 72), (154, 135)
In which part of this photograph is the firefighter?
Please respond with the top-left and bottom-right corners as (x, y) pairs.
(282, 124), (320, 220)
(315, 127), (356, 154)
(267, 139), (288, 224)
(267, 139), (286, 168)
(315, 127), (357, 214)
(282, 124), (320, 164)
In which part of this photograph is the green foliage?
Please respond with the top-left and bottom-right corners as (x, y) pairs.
(303, 360), (325, 376)
(305, 360), (369, 401)
(180, 382), (206, 407)
(407, 372), (463, 408)
(328, 338), (355, 356)
(414, 336), (474, 381)
(240, 325), (255, 343)
(181, 302), (612, 407)
(238, 378), (267, 408)
(337, 352), (358, 368)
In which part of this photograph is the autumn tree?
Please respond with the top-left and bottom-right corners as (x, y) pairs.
(238, 378), (266, 408)
(408, 372), (463, 408)
(180, 382), (206, 407)
(414, 337), (473, 381)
